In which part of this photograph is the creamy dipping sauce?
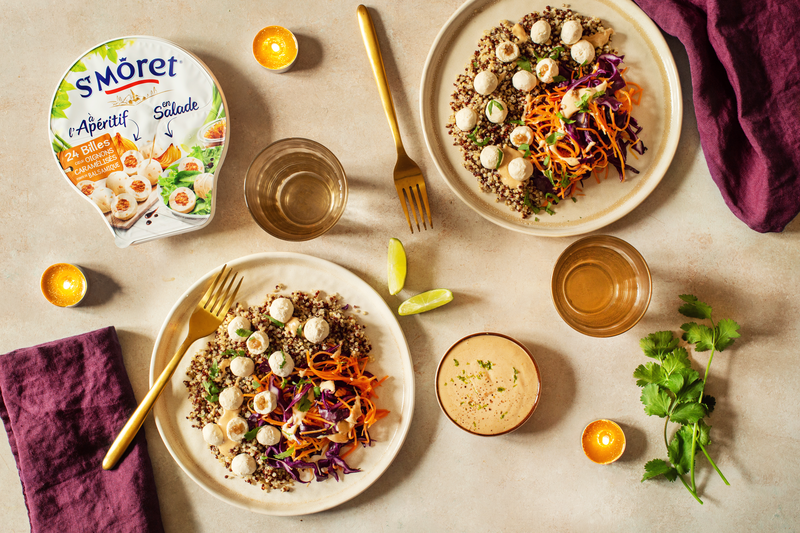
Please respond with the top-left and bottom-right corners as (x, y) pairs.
(436, 333), (540, 435)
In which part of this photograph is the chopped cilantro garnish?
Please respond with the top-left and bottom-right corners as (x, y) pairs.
(572, 197), (578, 203)
(549, 46), (565, 60)
(453, 359), (460, 367)
(296, 396), (312, 412)
(497, 387), (506, 392)
(274, 447), (294, 460)
(513, 367), (519, 383)
(556, 111), (575, 124)
(552, 75), (567, 83)
(545, 132), (564, 145)
(518, 143), (532, 158)
(508, 119), (525, 126)
(516, 56), (532, 72)
(488, 100), (504, 114)
(209, 360), (219, 379)
(543, 155), (551, 168)
(244, 426), (260, 441)
(235, 328), (253, 338)
(477, 359), (493, 370)
(266, 316), (285, 328)
(467, 126), (491, 147)
(279, 351), (287, 369)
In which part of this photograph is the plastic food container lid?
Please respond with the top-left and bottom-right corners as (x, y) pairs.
(48, 36), (229, 248)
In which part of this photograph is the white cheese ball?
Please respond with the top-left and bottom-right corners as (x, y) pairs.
(473, 71), (499, 95)
(304, 317), (330, 344)
(510, 126), (534, 147)
(246, 330), (270, 355)
(268, 351), (295, 377)
(455, 107), (478, 131)
(254, 391), (278, 415)
(227, 316), (251, 342)
(480, 145), (504, 169)
(536, 58), (560, 83)
(571, 40), (596, 65)
(231, 453), (257, 476)
(561, 20), (583, 45)
(530, 20), (552, 44)
(226, 417), (249, 442)
(508, 158), (534, 182)
(219, 386), (244, 411)
(485, 99), (508, 124)
(202, 423), (224, 446)
(512, 70), (538, 92)
(230, 356), (255, 378)
(269, 298), (294, 323)
(495, 41), (520, 62)
(257, 425), (282, 446)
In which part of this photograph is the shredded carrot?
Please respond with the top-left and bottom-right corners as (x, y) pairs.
(521, 64), (645, 206)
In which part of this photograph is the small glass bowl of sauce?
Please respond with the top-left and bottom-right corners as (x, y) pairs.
(41, 263), (87, 307)
(582, 419), (626, 464)
(253, 26), (298, 73)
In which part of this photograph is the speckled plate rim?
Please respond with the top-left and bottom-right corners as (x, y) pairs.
(150, 252), (414, 515)
(434, 331), (541, 436)
(419, 0), (682, 237)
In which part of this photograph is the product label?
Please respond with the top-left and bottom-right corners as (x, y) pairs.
(48, 37), (228, 247)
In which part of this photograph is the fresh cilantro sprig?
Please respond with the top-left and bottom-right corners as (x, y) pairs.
(518, 143), (532, 158)
(636, 295), (739, 504)
(516, 56), (532, 72)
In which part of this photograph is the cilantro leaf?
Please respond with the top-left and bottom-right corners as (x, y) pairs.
(266, 316), (285, 328)
(681, 322), (715, 352)
(556, 111), (575, 124)
(641, 383), (671, 418)
(640, 331), (680, 361)
(545, 132), (564, 145)
(675, 375), (704, 404)
(670, 402), (706, 425)
(488, 100), (504, 114)
(552, 75), (567, 83)
(205, 394), (219, 403)
(667, 425), (696, 475)
(678, 294), (713, 320)
(313, 386), (321, 398)
(274, 447), (294, 460)
(516, 56), (532, 72)
(543, 155), (551, 168)
(642, 459), (678, 482)
(702, 394), (716, 416)
(209, 360), (219, 379)
(252, 378), (261, 390)
(661, 347), (691, 375)
(715, 319), (741, 351)
(467, 126), (491, 147)
(518, 143), (532, 158)
(244, 426), (260, 441)
(697, 419), (711, 446)
(235, 328), (253, 338)
(549, 46), (565, 60)
(508, 119), (525, 125)
(633, 362), (664, 387)
(295, 396), (313, 412)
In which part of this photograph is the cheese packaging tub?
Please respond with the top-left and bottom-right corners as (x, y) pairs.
(48, 36), (229, 247)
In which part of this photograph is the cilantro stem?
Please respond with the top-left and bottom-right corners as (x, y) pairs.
(698, 440), (730, 485)
(690, 423), (699, 492)
(678, 474), (704, 505)
(691, 320), (717, 492)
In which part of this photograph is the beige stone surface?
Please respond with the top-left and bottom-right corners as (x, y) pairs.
(1, 0), (799, 531)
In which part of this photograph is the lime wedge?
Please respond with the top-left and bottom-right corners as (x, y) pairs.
(398, 289), (454, 316)
(387, 238), (407, 295)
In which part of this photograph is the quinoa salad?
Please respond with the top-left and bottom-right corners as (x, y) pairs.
(184, 288), (388, 492)
(447, 7), (646, 219)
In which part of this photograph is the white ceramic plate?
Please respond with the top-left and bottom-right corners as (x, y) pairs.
(420, 0), (682, 236)
(150, 253), (414, 515)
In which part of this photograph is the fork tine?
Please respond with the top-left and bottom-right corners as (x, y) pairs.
(210, 273), (236, 316)
(417, 182), (432, 228)
(403, 188), (421, 232)
(396, 186), (415, 234)
(205, 269), (232, 312)
(200, 264), (227, 306)
(410, 185), (427, 230)
(217, 276), (243, 319)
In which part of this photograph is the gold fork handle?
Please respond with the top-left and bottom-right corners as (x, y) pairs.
(102, 336), (195, 470)
(357, 5), (405, 154)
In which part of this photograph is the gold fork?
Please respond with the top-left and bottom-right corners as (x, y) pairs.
(102, 265), (243, 470)
(357, 5), (432, 233)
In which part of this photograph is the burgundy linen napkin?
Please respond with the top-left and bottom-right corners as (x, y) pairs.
(633, 0), (800, 232)
(0, 327), (164, 533)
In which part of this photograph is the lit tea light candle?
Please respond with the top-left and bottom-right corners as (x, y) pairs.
(582, 419), (626, 464)
(41, 263), (87, 307)
(253, 26), (298, 73)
